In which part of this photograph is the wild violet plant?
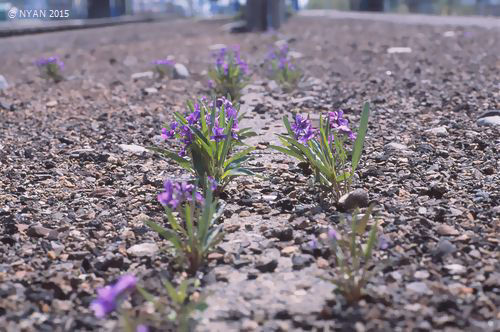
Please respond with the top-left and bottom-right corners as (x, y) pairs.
(271, 102), (370, 202)
(153, 97), (256, 193)
(90, 275), (207, 332)
(152, 59), (175, 79)
(90, 275), (149, 332)
(320, 206), (379, 304)
(208, 47), (249, 101)
(139, 279), (207, 332)
(265, 43), (302, 91)
(145, 180), (224, 274)
(36, 56), (64, 83)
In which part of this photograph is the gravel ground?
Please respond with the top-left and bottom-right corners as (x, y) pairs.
(0, 14), (499, 332)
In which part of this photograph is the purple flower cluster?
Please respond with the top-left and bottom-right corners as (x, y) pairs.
(208, 176), (218, 191)
(157, 180), (203, 209)
(268, 44), (295, 71)
(214, 46), (248, 76)
(90, 275), (137, 318)
(36, 56), (64, 70)
(136, 325), (149, 332)
(291, 111), (356, 145)
(328, 110), (356, 141)
(291, 114), (316, 144)
(152, 59), (175, 66)
(161, 98), (240, 156)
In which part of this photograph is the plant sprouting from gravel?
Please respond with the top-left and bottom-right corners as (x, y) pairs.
(208, 46), (249, 101)
(90, 275), (207, 332)
(36, 56), (64, 83)
(146, 181), (224, 274)
(153, 97), (257, 193)
(265, 43), (302, 91)
(321, 205), (379, 304)
(271, 102), (370, 202)
(90, 274), (149, 332)
(152, 58), (175, 79)
(138, 278), (208, 332)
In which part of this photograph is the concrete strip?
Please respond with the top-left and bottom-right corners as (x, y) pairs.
(299, 9), (500, 29)
(0, 14), (173, 38)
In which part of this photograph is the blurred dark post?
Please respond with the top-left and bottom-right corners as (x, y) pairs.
(233, 0), (241, 12)
(246, 0), (285, 31)
(88, 0), (111, 18)
(111, 0), (127, 16)
(268, 0), (285, 30)
(246, 0), (267, 31)
(359, 0), (384, 11)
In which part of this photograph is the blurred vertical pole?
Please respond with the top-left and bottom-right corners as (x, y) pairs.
(360, 0), (384, 11)
(87, 0), (111, 18)
(246, 0), (267, 31)
(268, 0), (285, 30)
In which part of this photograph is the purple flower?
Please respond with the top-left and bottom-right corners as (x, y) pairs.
(378, 235), (390, 250)
(291, 115), (310, 135)
(219, 97), (237, 119)
(298, 126), (316, 143)
(215, 48), (226, 68)
(213, 47), (248, 77)
(327, 228), (339, 241)
(152, 59), (175, 66)
(90, 275), (137, 318)
(136, 325), (149, 332)
(186, 106), (201, 126)
(208, 176), (218, 191)
(329, 110), (355, 140)
(36, 56), (64, 70)
(234, 48), (249, 75)
(278, 57), (288, 69)
(181, 182), (203, 203)
(161, 122), (178, 140)
(291, 115), (316, 144)
(211, 123), (227, 142)
(157, 180), (203, 209)
(180, 125), (193, 144)
(279, 44), (289, 56)
(158, 181), (180, 209)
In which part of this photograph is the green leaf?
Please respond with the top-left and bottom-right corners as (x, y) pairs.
(184, 203), (194, 240)
(163, 279), (181, 304)
(198, 189), (214, 241)
(283, 116), (294, 135)
(223, 167), (255, 178)
(224, 147), (255, 168)
(355, 205), (373, 235)
(269, 145), (304, 160)
(352, 102), (370, 172)
(194, 302), (208, 312)
(218, 118), (234, 165)
(145, 220), (183, 251)
(190, 126), (211, 148)
(137, 286), (156, 303)
(191, 144), (211, 179)
(165, 208), (186, 235)
(173, 111), (188, 125)
(178, 279), (189, 303)
(364, 219), (378, 261)
(152, 148), (194, 173)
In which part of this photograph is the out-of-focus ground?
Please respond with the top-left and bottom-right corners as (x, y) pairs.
(0, 11), (499, 332)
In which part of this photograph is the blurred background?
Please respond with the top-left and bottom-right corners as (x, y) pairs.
(0, 0), (499, 21)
